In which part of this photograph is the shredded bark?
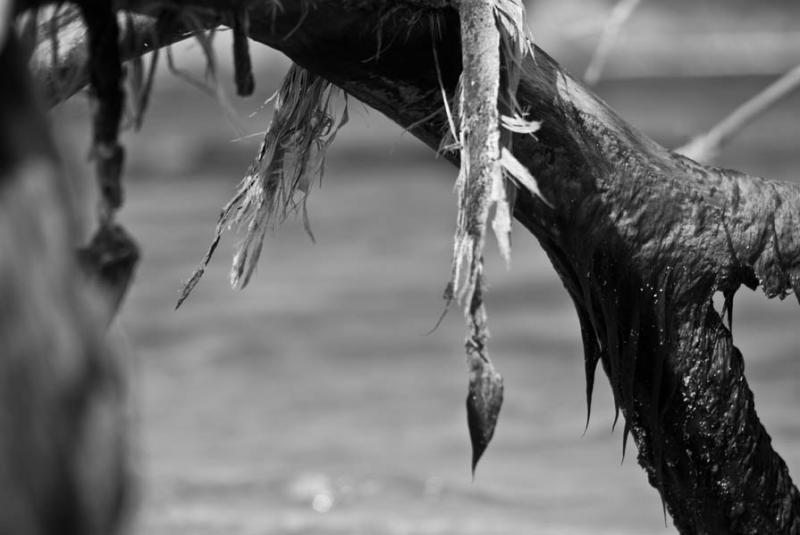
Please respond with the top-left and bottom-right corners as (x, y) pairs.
(177, 64), (348, 307)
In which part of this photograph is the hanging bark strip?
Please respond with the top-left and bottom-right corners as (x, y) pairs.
(455, 0), (505, 472)
(453, 0), (502, 298)
(176, 64), (348, 307)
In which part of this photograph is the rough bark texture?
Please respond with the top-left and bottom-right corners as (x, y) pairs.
(456, 0), (506, 475)
(0, 32), (128, 535)
(26, 2), (800, 533)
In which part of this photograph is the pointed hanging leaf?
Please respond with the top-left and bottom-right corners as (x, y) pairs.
(467, 350), (504, 474)
(463, 263), (503, 473)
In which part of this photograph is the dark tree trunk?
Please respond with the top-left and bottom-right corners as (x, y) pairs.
(24, 1), (800, 533)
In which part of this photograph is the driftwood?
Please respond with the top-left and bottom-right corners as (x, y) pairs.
(18, 1), (800, 533)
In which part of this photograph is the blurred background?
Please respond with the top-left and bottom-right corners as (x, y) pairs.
(49, 1), (800, 533)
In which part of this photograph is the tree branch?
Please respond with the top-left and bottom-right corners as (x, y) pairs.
(583, 0), (642, 85)
(677, 63), (800, 163)
(27, 2), (800, 532)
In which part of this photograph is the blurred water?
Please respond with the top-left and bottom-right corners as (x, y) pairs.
(51, 72), (800, 534)
(115, 166), (664, 535)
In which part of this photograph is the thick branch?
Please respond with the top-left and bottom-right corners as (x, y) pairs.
(30, 3), (800, 533)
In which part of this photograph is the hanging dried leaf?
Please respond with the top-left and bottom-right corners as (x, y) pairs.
(464, 268), (504, 473)
(467, 353), (504, 473)
(231, 8), (254, 96)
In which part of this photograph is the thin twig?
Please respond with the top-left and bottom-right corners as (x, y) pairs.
(677, 63), (800, 163)
(584, 0), (642, 86)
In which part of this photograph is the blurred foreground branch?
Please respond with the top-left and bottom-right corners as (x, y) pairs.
(0, 31), (128, 535)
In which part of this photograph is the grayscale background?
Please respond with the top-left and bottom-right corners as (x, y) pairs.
(50, 1), (800, 533)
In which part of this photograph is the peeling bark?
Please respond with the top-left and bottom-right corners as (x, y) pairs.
(25, 2), (800, 533)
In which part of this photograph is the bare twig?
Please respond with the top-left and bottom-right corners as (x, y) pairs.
(583, 0), (642, 86)
(0, 0), (13, 50)
(677, 63), (800, 163)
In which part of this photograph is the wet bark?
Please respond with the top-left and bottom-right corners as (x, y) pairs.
(25, 2), (800, 533)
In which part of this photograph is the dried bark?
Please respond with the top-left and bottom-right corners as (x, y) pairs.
(26, 2), (800, 533)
